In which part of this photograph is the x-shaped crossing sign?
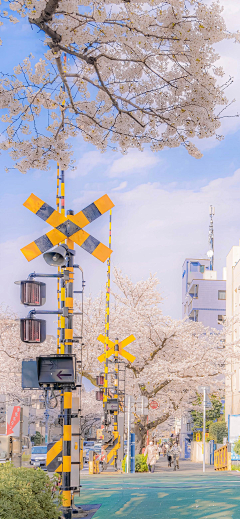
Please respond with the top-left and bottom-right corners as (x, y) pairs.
(98, 334), (136, 363)
(21, 193), (114, 263)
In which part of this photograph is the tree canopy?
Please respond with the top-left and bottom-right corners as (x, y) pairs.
(0, 0), (239, 172)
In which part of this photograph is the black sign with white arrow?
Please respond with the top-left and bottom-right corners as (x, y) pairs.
(37, 354), (76, 388)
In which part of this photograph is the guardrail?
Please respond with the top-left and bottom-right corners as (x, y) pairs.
(89, 450), (100, 475)
(214, 444), (231, 471)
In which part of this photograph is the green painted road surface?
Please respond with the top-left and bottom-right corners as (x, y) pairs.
(75, 460), (240, 519)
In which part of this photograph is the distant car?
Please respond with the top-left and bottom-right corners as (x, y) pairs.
(83, 441), (94, 448)
(30, 445), (47, 467)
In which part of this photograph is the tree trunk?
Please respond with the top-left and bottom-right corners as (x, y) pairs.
(134, 412), (170, 454)
(134, 416), (148, 454)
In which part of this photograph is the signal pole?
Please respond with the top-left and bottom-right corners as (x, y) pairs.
(113, 339), (119, 469)
(104, 209), (112, 425)
(62, 224), (74, 519)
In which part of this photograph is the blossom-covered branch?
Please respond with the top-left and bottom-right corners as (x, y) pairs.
(0, 0), (239, 171)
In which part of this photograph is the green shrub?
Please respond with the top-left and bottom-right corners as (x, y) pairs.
(233, 437), (240, 456)
(209, 422), (228, 444)
(231, 465), (240, 471)
(31, 431), (44, 446)
(121, 454), (148, 473)
(135, 454), (148, 473)
(0, 462), (61, 519)
(122, 455), (127, 472)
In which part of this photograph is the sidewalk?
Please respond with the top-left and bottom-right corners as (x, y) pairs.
(76, 457), (240, 518)
(155, 455), (215, 473)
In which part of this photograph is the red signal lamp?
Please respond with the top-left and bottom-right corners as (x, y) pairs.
(20, 318), (46, 343)
(96, 390), (104, 401)
(15, 280), (46, 306)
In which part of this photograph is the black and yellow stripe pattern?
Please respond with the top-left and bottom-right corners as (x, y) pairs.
(103, 432), (121, 466)
(47, 439), (63, 473)
(21, 193), (114, 263)
(62, 390), (72, 511)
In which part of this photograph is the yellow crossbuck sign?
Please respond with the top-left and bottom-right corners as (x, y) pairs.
(21, 193), (114, 263)
(98, 334), (136, 363)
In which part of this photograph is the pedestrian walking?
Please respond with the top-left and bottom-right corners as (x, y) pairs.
(171, 443), (181, 471)
(162, 442), (168, 457)
(167, 444), (172, 468)
(144, 441), (158, 473)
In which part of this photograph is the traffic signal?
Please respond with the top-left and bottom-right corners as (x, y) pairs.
(20, 318), (46, 343)
(96, 375), (104, 386)
(96, 390), (104, 401)
(15, 280), (46, 306)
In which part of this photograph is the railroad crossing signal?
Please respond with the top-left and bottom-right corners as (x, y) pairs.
(21, 193), (114, 263)
(97, 334), (136, 363)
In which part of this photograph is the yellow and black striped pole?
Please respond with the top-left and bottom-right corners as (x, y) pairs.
(114, 338), (119, 468)
(62, 218), (74, 519)
(62, 388), (72, 518)
(104, 209), (112, 424)
(56, 162), (61, 354)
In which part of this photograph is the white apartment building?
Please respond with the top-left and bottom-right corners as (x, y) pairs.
(225, 241), (240, 418)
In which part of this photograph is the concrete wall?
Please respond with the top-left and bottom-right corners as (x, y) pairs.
(191, 442), (223, 464)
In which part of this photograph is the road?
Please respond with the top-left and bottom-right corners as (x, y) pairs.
(75, 457), (240, 519)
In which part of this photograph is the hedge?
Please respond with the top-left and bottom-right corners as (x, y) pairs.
(0, 462), (61, 519)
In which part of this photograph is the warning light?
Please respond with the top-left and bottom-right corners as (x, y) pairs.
(96, 375), (104, 386)
(96, 390), (104, 401)
(15, 280), (46, 306)
(20, 318), (46, 343)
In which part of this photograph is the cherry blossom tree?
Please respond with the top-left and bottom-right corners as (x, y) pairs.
(74, 268), (238, 452)
(0, 0), (239, 172)
(80, 388), (102, 438)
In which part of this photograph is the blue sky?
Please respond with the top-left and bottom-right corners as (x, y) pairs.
(1, 1), (240, 334)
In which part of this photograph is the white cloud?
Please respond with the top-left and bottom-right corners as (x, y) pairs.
(112, 181), (127, 191)
(67, 150), (109, 179)
(108, 149), (160, 178)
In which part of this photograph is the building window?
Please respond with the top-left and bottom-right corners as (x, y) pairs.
(218, 315), (225, 324)
(200, 265), (205, 273)
(190, 262), (199, 272)
(218, 290), (226, 300)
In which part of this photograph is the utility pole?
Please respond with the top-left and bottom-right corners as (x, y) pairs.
(19, 407), (23, 468)
(203, 387), (206, 473)
(199, 385), (211, 473)
(126, 396), (132, 474)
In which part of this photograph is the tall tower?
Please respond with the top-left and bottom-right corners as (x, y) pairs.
(207, 205), (215, 271)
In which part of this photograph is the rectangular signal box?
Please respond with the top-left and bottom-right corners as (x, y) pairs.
(106, 398), (118, 413)
(37, 355), (76, 388)
(22, 360), (41, 389)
